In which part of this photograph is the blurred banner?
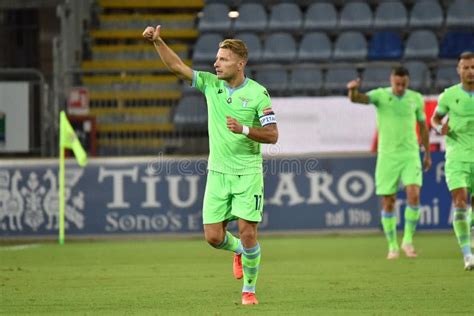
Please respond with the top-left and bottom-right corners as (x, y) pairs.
(264, 97), (377, 154)
(264, 97), (442, 155)
(0, 152), (452, 237)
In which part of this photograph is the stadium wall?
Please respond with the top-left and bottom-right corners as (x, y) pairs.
(0, 152), (453, 238)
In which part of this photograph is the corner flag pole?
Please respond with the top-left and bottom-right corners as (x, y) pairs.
(59, 111), (87, 245)
(59, 131), (66, 245)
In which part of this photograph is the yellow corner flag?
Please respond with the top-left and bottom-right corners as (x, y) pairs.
(59, 111), (87, 245)
(60, 111), (87, 167)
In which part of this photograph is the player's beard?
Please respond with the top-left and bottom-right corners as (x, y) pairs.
(463, 76), (474, 86)
(217, 71), (232, 81)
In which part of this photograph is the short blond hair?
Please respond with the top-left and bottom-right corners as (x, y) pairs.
(219, 39), (248, 61)
(459, 51), (474, 61)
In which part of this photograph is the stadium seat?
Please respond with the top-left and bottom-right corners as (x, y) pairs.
(205, 0), (236, 6)
(446, 0), (474, 28)
(289, 65), (323, 94)
(198, 3), (231, 33)
(324, 68), (358, 93)
(439, 31), (474, 59)
(297, 32), (332, 62)
(404, 30), (439, 60)
(192, 33), (223, 64)
(435, 65), (459, 90)
(303, 2), (337, 31)
(409, 1), (444, 29)
(339, 2), (373, 30)
(235, 33), (262, 64)
(361, 65), (392, 91)
(368, 31), (402, 60)
(373, 1), (407, 29)
(255, 68), (288, 95)
(173, 95), (208, 131)
(262, 33), (297, 63)
(333, 31), (367, 61)
(404, 61), (432, 92)
(232, 3), (267, 33)
(268, 3), (303, 32)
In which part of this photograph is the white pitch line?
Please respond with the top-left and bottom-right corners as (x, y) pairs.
(0, 244), (41, 251)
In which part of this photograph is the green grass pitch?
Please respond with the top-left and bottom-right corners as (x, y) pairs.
(1, 233), (472, 315)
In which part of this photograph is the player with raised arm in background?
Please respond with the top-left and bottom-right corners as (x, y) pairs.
(431, 51), (474, 271)
(347, 66), (431, 259)
(143, 25), (278, 304)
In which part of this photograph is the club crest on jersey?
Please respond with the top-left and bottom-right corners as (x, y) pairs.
(239, 97), (251, 107)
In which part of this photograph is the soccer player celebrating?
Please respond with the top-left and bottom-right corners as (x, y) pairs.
(143, 26), (278, 303)
(431, 51), (474, 271)
(347, 66), (431, 259)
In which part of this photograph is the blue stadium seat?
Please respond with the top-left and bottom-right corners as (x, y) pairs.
(439, 32), (474, 59)
(368, 31), (402, 60)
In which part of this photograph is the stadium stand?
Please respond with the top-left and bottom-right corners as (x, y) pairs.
(173, 95), (207, 131)
(324, 67), (358, 94)
(268, 3), (303, 32)
(235, 33), (262, 64)
(289, 64), (323, 95)
(82, 0), (204, 155)
(404, 30), (439, 60)
(198, 3), (231, 33)
(373, 1), (408, 29)
(445, 0), (474, 28)
(232, 3), (267, 33)
(439, 31), (474, 59)
(361, 65), (393, 91)
(435, 64), (461, 89)
(333, 31), (368, 61)
(297, 32), (332, 62)
(255, 67), (289, 95)
(192, 33), (224, 64)
(404, 61), (432, 92)
(368, 31), (403, 60)
(303, 2), (338, 31)
(409, 0), (444, 28)
(338, 2), (373, 30)
(262, 32), (297, 63)
(78, 0), (474, 155)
